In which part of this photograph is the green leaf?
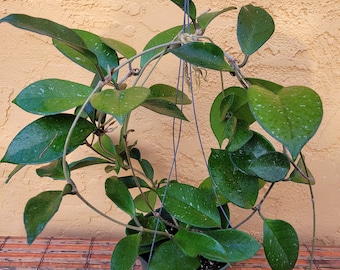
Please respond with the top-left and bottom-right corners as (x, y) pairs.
(1, 114), (95, 165)
(4, 164), (25, 183)
(248, 85), (323, 160)
(141, 25), (194, 68)
(210, 87), (255, 146)
(208, 149), (259, 209)
(142, 99), (188, 120)
(237, 5), (275, 55)
(174, 229), (228, 262)
(198, 7), (237, 31)
(229, 132), (275, 175)
(170, 42), (232, 71)
(140, 159), (154, 180)
(74, 30), (119, 77)
(170, 0), (196, 20)
(53, 39), (99, 74)
(206, 229), (261, 263)
(157, 182), (221, 228)
(105, 176), (135, 216)
(118, 176), (150, 189)
(24, 187), (68, 245)
(149, 84), (191, 104)
(225, 117), (253, 152)
(69, 157), (111, 171)
(13, 79), (94, 115)
(290, 155), (315, 185)
(110, 234), (141, 270)
(249, 152), (290, 182)
(0, 14), (98, 63)
(149, 240), (200, 270)
(36, 158), (69, 180)
(246, 78), (283, 93)
(134, 191), (157, 212)
(90, 87), (150, 124)
(93, 134), (117, 159)
(263, 219), (299, 270)
(101, 37), (136, 59)
(126, 214), (167, 246)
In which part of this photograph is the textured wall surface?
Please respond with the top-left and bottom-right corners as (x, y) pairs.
(0, 0), (339, 246)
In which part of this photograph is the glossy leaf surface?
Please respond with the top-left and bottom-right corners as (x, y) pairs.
(206, 229), (261, 263)
(170, 42), (232, 71)
(157, 182), (221, 228)
(90, 87), (150, 124)
(225, 118), (253, 152)
(101, 37), (136, 59)
(13, 79), (93, 115)
(118, 176), (150, 189)
(230, 132), (275, 175)
(249, 152), (290, 182)
(237, 5), (274, 55)
(209, 149), (259, 209)
(263, 219), (299, 270)
(110, 234), (141, 270)
(248, 85), (323, 160)
(210, 87), (254, 146)
(174, 229), (228, 262)
(105, 177), (135, 216)
(246, 78), (283, 93)
(24, 184), (71, 245)
(149, 84), (191, 104)
(93, 134), (117, 160)
(69, 157), (112, 171)
(198, 7), (237, 30)
(149, 240), (200, 270)
(142, 99), (188, 120)
(1, 114), (95, 164)
(0, 14), (97, 63)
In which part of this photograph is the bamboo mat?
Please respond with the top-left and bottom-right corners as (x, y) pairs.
(0, 236), (339, 269)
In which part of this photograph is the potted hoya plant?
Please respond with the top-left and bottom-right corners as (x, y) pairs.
(0, 1), (323, 269)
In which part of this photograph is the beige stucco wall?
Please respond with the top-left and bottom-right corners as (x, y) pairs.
(0, 0), (339, 246)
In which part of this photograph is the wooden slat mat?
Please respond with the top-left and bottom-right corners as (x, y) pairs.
(0, 236), (339, 269)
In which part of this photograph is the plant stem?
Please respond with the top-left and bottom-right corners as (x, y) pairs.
(76, 192), (170, 236)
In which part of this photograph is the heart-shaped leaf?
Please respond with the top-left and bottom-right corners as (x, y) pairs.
(170, 42), (232, 71)
(206, 229), (261, 263)
(174, 229), (228, 262)
(110, 234), (141, 270)
(263, 219), (299, 270)
(1, 114), (95, 164)
(229, 132), (275, 175)
(90, 87), (150, 124)
(248, 85), (323, 160)
(249, 152), (290, 182)
(208, 149), (259, 209)
(13, 79), (94, 115)
(157, 182), (221, 228)
(105, 176), (135, 216)
(237, 5), (274, 55)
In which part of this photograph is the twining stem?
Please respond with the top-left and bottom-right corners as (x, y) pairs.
(234, 182), (275, 229)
